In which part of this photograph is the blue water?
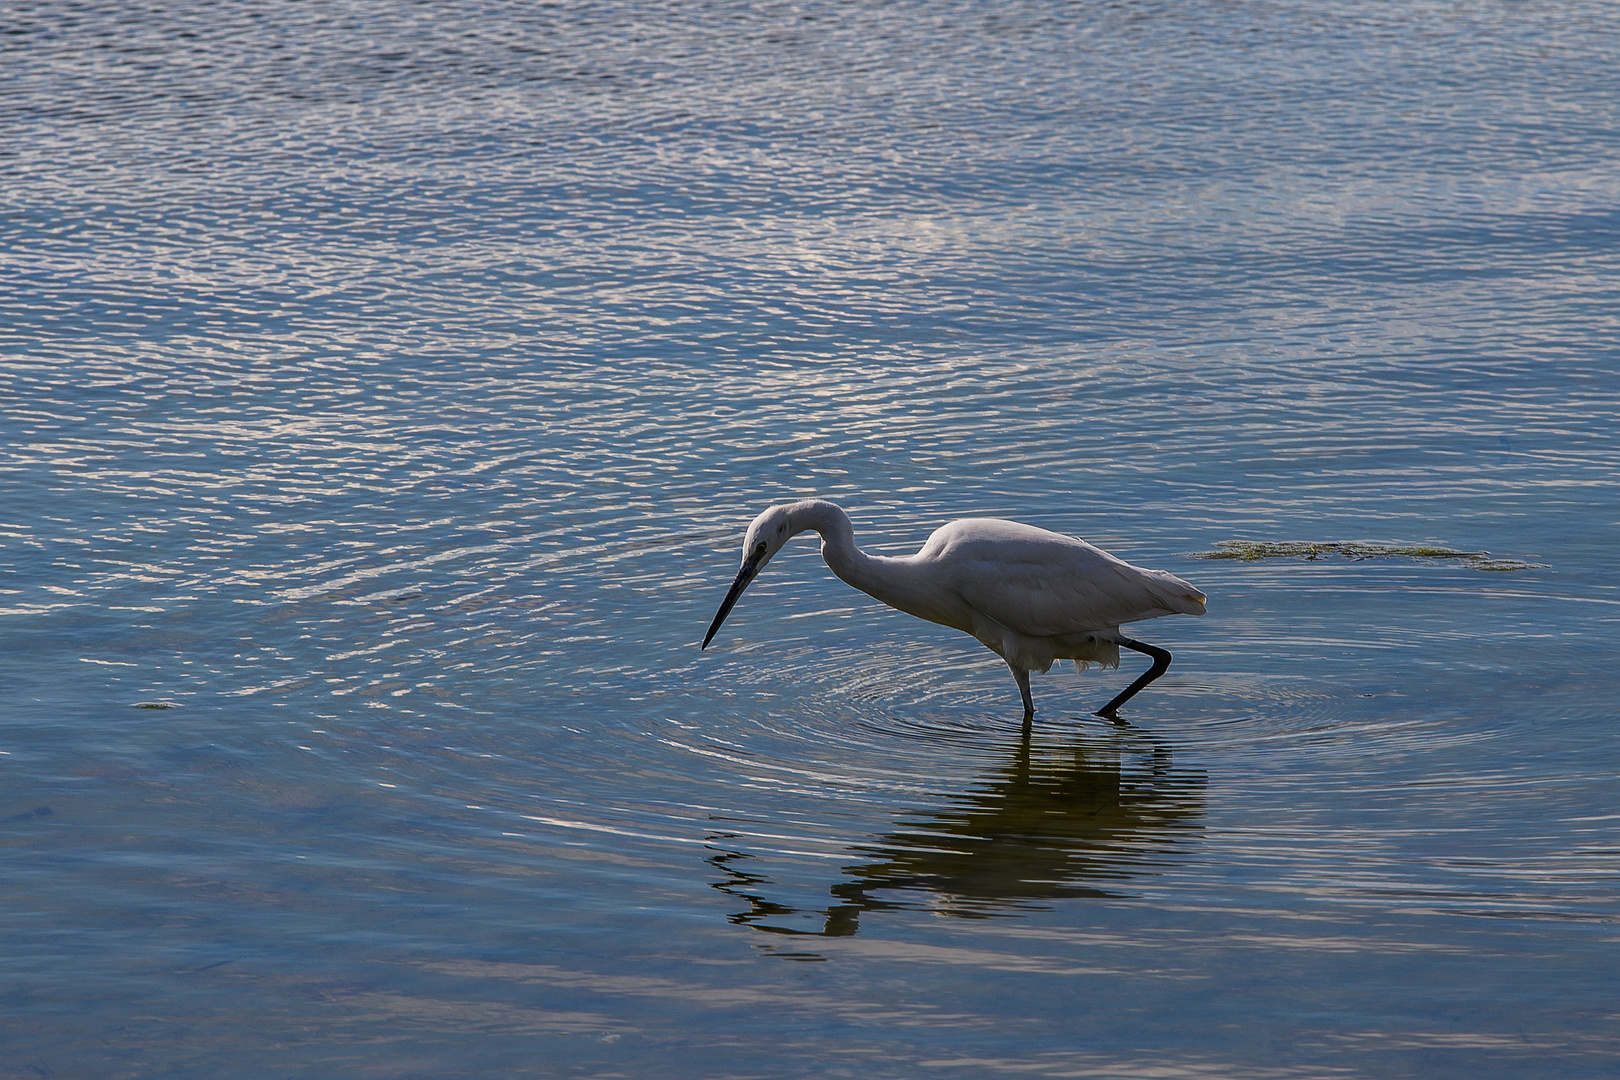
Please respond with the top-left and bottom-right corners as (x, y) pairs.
(4, 2), (1619, 1076)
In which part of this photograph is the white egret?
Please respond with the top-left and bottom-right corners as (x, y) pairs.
(701, 499), (1207, 719)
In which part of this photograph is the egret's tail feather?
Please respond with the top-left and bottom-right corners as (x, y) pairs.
(1139, 568), (1207, 616)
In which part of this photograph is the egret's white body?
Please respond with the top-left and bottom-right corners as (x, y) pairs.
(702, 499), (1206, 718)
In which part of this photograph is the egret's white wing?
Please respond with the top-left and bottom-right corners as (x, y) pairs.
(926, 519), (1205, 638)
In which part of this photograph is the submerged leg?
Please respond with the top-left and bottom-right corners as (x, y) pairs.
(1095, 638), (1172, 719)
(1009, 664), (1035, 719)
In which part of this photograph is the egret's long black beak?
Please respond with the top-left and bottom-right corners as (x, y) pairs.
(701, 555), (762, 649)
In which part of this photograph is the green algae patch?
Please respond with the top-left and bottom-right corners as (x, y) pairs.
(1190, 540), (1547, 571)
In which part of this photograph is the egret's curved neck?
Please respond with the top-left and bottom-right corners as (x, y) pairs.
(781, 499), (963, 630)
(787, 499), (893, 602)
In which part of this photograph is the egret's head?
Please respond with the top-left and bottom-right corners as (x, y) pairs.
(739, 503), (796, 572)
(701, 503), (799, 649)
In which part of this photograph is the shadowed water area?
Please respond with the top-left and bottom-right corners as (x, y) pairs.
(3, 1), (1618, 1077)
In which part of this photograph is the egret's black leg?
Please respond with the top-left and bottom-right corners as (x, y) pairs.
(1095, 638), (1172, 719)
(1010, 665), (1035, 719)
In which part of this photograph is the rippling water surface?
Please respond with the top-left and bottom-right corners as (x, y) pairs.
(4, 2), (1619, 1077)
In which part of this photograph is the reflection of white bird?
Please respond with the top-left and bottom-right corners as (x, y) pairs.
(702, 499), (1207, 719)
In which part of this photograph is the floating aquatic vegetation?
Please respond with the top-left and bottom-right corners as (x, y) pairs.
(132, 701), (180, 710)
(1190, 540), (1547, 571)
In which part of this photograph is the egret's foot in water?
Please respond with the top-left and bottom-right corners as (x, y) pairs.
(1011, 665), (1035, 720)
